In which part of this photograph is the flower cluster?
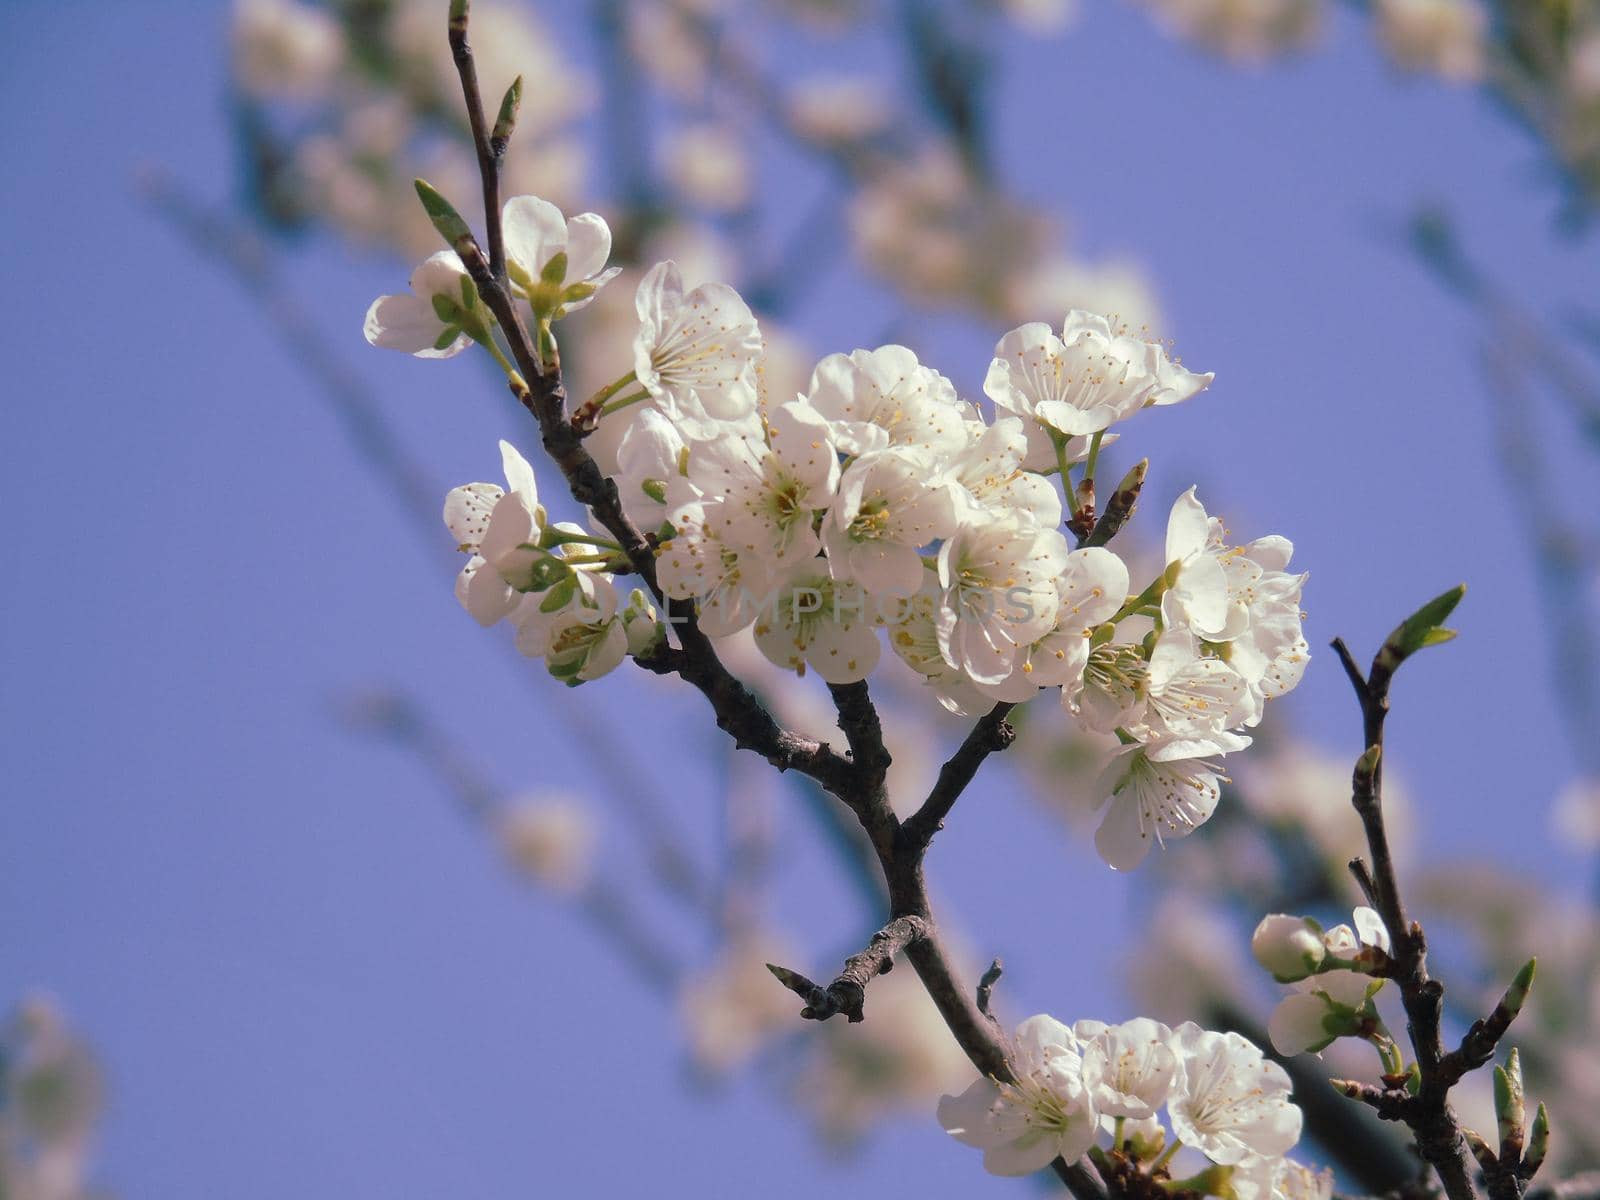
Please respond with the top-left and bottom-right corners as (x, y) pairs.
(368, 192), (1310, 870)
(938, 1013), (1321, 1194)
(1252, 906), (1395, 1057)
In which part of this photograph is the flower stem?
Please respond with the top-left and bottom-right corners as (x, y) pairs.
(1081, 430), (1105, 485)
(585, 369), (638, 410)
(1112, 1115), (1126, 1151)
(477, 333), (519, 381)
(599, 389), (650, 417)
(541, 529), (622, 551)
(1151, 1138), (1183, 1173)
(1052, 429), (1075, 484)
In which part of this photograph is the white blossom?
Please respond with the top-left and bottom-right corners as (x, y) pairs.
(633, 260), (763, 438)
(1074, 1017), (1179, 1121)
(935, 513), (1070, 685)
(946, 416), (1064, 527)
(823, 447), (960, 598)
(937, 1015), (1099, 1176)
(752, 560), (880, 684)
(1085, 741), (1226, 871)
(1251, 914), (1327, 981)
(501, 194), (621, 317)
(984, 311), (1211, 442)
(976, 547), (1128, 703)
(1266, 909), (1389, 1055)
(1167, 1022), (1302, 1165)
(363, 250), (476, 358)
(1234, 1156), (1336, 1200)
(614, 408), (687, 532)
(691, 401), (839, 569)
(803, 344), (977, 459)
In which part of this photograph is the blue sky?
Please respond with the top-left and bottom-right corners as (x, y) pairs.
(2, 1), (1597, 1195)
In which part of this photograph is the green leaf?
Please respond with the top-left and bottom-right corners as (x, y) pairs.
(1376, 583), (1466, 676)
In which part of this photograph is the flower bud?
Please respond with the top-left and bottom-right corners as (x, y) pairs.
(1251, 914), (1326, 981)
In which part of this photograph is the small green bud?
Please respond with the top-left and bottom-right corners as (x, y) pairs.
(1251, 914), (1326, 981)
(491, 75), (523, 149)
(1495, 1048), (1525, 1154)
(1525, 1102), (1550, 1177)
(1127, 1121), (1165, 1162)
(641, 478), (669, 505)
(413, 178), (474, 248)
(1089, 622), (1116, 648)
(1501, 958), (1537, 1021)
(1463, 1126), (1497, 1171)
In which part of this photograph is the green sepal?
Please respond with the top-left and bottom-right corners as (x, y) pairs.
(540, 251), (568, 286)
(432, 326), (462, 351)
(539, 576), (577, 613)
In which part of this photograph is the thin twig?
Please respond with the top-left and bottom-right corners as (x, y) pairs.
(767, 916), (930, 1022)
(1331, 632), (1479, 1200)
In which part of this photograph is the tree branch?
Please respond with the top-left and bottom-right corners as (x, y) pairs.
(766, 916), (930, 1022)
(1330, 632), (1479, 1200)
(901, 702), (1016, 850)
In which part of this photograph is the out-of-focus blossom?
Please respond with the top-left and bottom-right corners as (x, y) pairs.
(1552, 775), (1600, 850)
(1133, 0), (1323, 61)
(1, 998), (105, 1200)
(998, 0), (1080, 35)
(799, 963), (973, 1144)
(1374, 0), (1487, 82)
(233, 0), (344, 100)
(666, 125), (752, 212)
(496, 796), (595, 892)
(788, 76), (894, 145)
(679, 931), (800, 1076)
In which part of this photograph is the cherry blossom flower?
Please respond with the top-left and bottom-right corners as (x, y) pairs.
(1167, 1022), (1302, 1165)
(633, 260), (763, 437)
(691, 401), (839, 569)
(823, 447), (959, 598)
(984, 311), (1211, 441)
(363, 250), (477, 359)
(752, 560), (880, 683)
(1266, 909), (1391, 1055)
(1074, 1017), (1179, 1121)
(515, 581), (658, 684)
(501, 194), (621, 318)
(937, 1015), (1099, 1176)
(975, 547), (1128, 703)
(1085, 741), (1226, 871)
(804, 344), (976, 458)
(946, 417), (1063, 527)
(614, 408), (686, 533)
(1234, 1156), (1335, 1200)
(935, 512), (1070, 685)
